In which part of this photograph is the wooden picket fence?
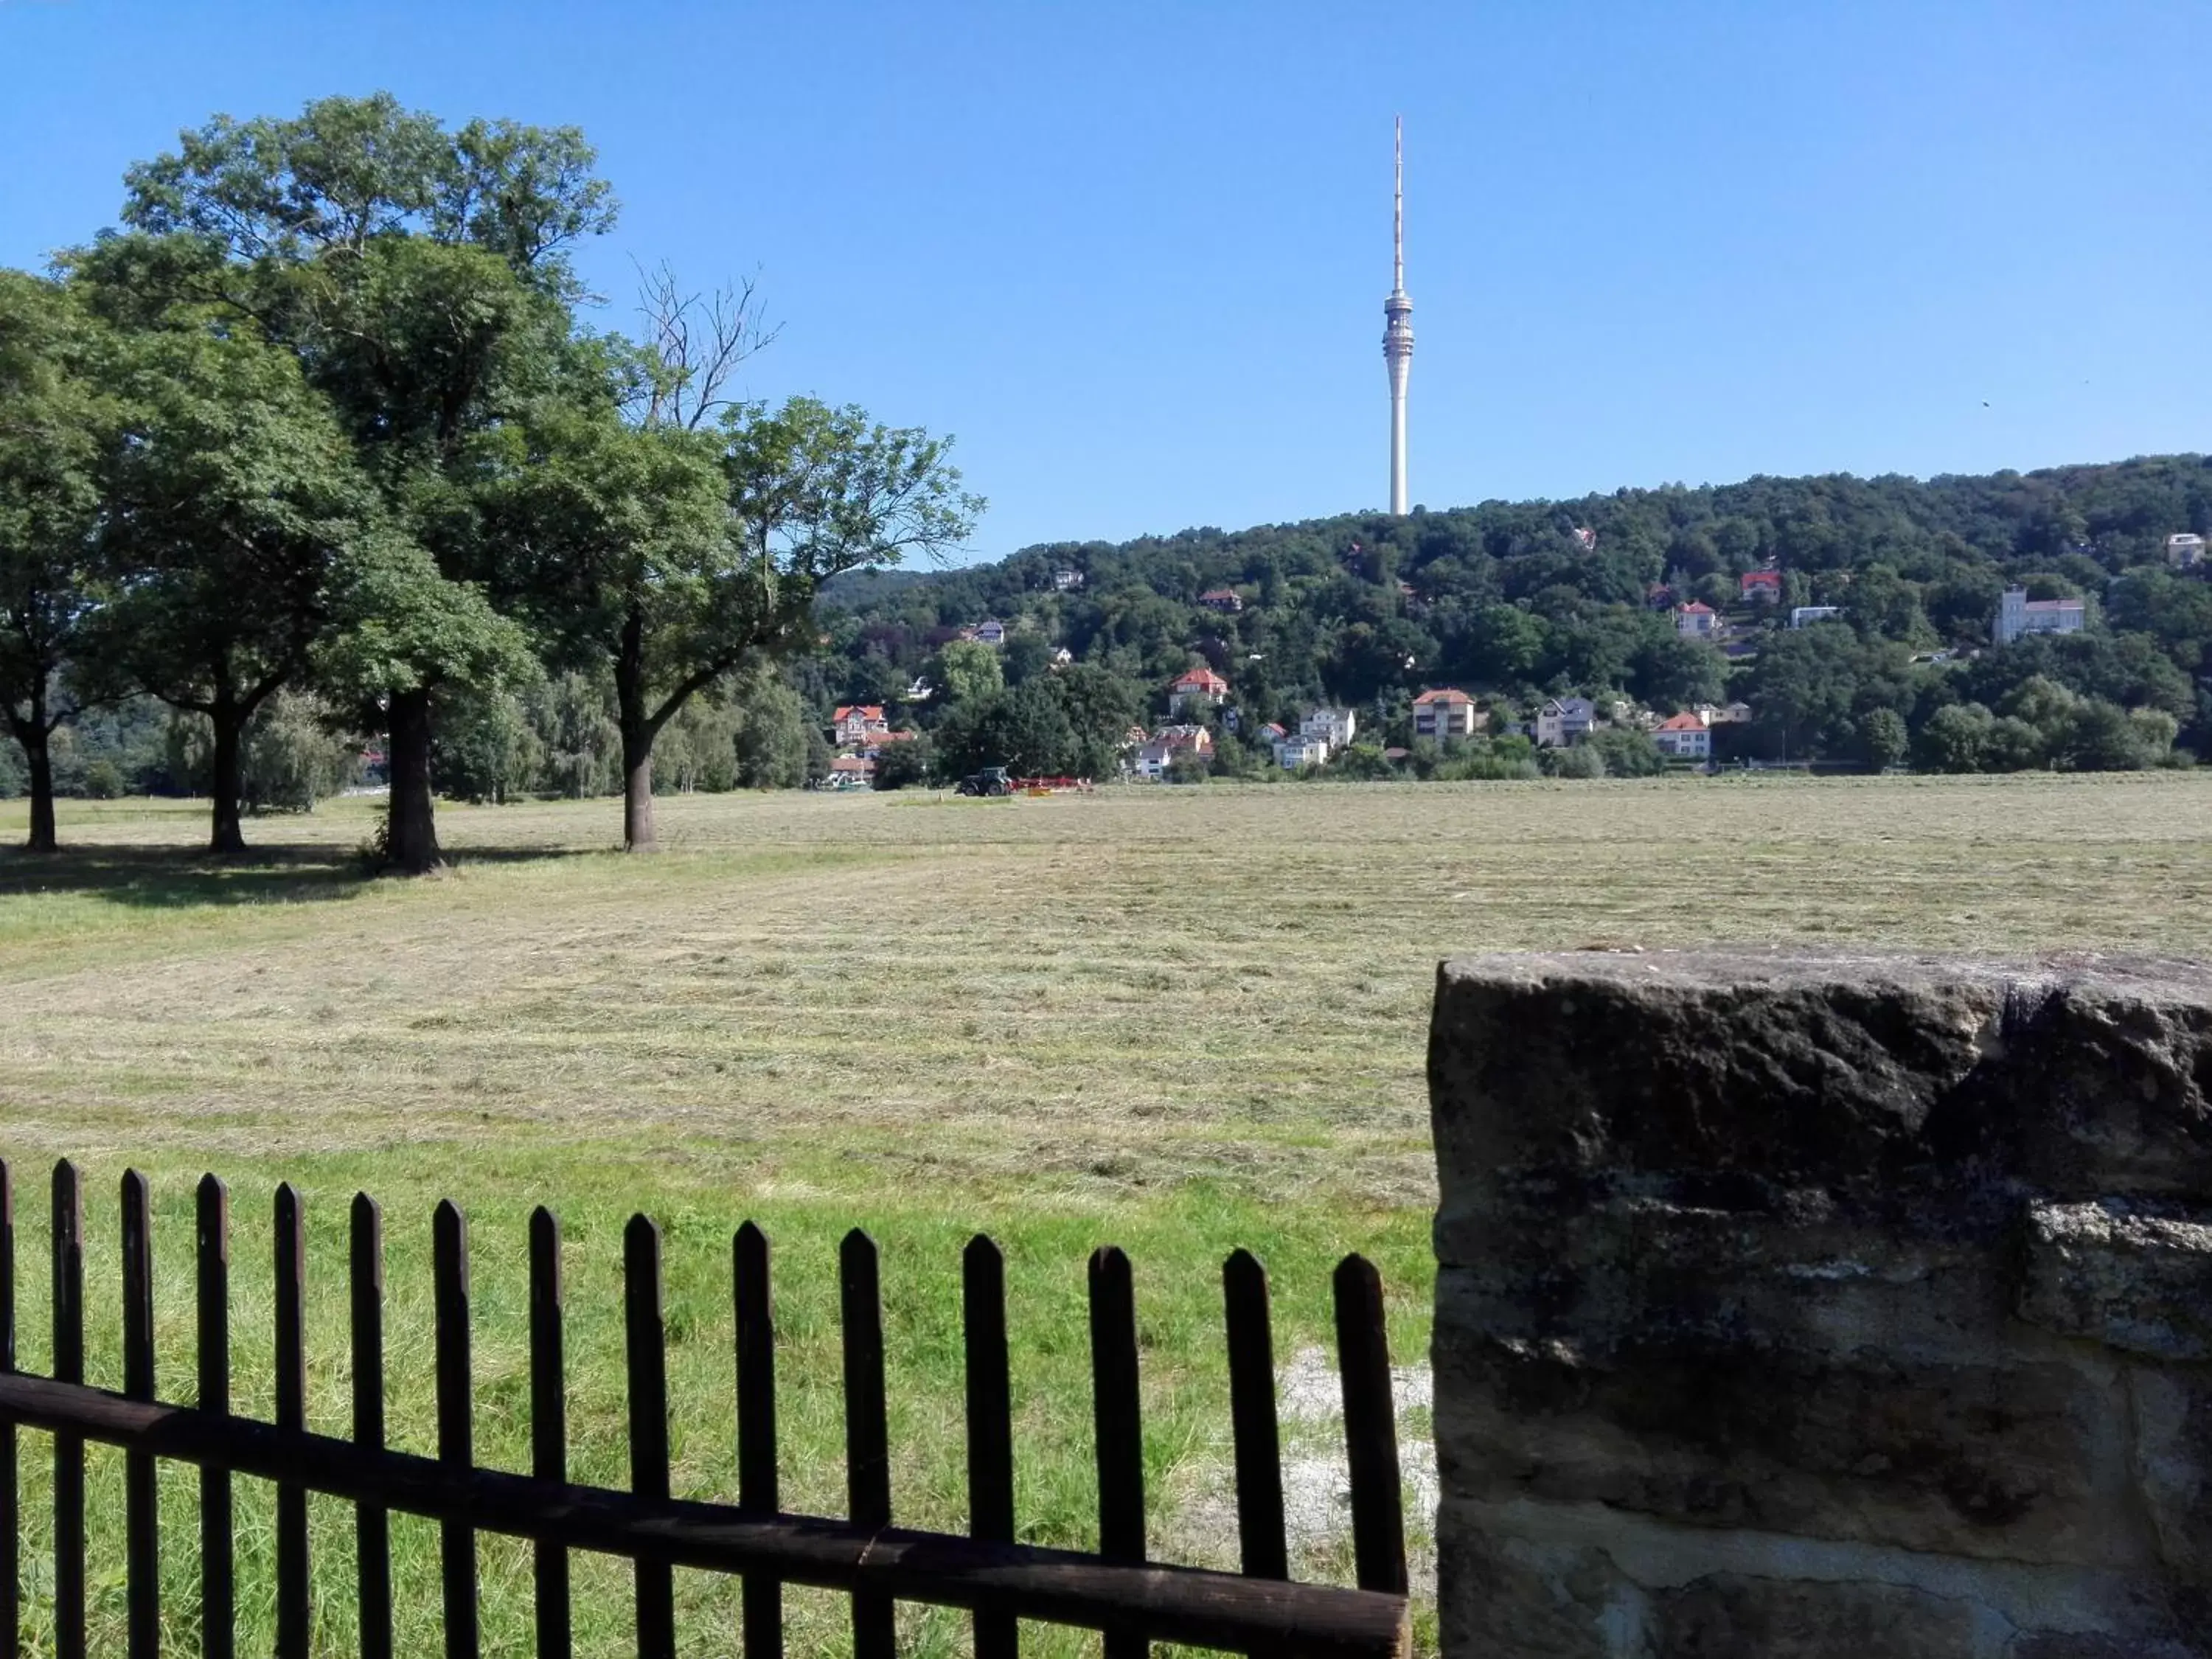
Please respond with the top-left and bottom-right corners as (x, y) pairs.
(0, 1159), (1411, 1658)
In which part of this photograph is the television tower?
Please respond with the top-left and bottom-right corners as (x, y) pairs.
(1382, 116), (1414, 515)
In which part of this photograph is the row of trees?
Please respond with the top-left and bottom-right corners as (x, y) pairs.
(1, 95), (980, 866)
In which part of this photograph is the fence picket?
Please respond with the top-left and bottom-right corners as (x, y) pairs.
(196, 1175), (233, 1659)
(838, 1229), (894, 1659)
(433, 1200), (479, 1659)
(121, 1172), (158, 1659)
(528, 1207), (571, 1659)
(52, 1161), (83, 1659)
(734, 1221), (782, 1659)
(1331, 1256), (1407, 1599)
(1222, 1250), (1288, 1585)
(0, 1159), (14, 1659)
(274, 1183), (308, 1659)
(1089, 1246), (1147, 1659)
(351, 1194), (392, 1659)
(962, 1234), (1017, 1659)
(624, 1214), (675, 1659)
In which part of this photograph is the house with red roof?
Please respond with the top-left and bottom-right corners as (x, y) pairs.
(1167, 667), (1231, 714)
(1652, 712), (1713, 760)
(832, 705), (891, 746)
(1198, 587), (1245, 614)
(1411, 687), (1480, 740)
(1740, 568), (1784, 603)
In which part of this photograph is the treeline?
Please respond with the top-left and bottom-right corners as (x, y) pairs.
(818, 459), (2212, 774)
(0, 95), (976, 863)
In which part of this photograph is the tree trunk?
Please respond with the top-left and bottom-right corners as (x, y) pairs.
(21, 726), (56, 854)
(385, 686), (442, 873)
(616, 607), (658, 852)
(622, 726), (655, 852)
(208, 698), (248, 855)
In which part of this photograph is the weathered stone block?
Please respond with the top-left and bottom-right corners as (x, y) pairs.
(2017, 1198), (2212, 1360)
(1430, 950), (2212, 1659)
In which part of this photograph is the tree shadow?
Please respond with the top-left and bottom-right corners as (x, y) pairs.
(0, 843), (577, 909)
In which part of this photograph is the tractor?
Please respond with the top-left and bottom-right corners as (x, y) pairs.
(955, 765), (1014, 797)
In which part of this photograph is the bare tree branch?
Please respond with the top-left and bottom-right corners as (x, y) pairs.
(629, 259), (782, 430)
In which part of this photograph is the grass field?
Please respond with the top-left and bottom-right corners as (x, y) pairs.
(2, 773), (2208, 1655)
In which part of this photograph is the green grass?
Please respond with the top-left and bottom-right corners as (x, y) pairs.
(2, 774), (2208, 1655)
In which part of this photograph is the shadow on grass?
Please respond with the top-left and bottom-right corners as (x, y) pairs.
(0, 843), (576, 908)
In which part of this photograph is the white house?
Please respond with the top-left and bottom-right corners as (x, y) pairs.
(832, 705), (891, 746)
(2168, 534), (2206, 569)
(1994, 588), (2085, 645)
(1053, 568), (1086, 591)
(1534, 697), (1596, 748)
(1791, 606), (1843, 628)
(969, 619), (1007, 648)
(1273, 734), (1331, 770)
(1652, 712), (1712, 760)
(1674, 602), (1720, 638)
(1411, 688), (1479, 740)
(1133, 726), (1212, 781)
(1300, 707), (1357, 748)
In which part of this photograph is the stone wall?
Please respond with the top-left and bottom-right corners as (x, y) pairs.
(1428, 950), (2211, 1658)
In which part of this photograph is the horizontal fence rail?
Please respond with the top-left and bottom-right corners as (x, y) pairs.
(0, 1158), (1411, 1659)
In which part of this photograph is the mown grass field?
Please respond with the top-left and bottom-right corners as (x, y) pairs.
(1, 773), (2208, 1655)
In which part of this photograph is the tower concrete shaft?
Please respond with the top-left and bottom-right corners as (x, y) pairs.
(1382, 116), (1414, 515)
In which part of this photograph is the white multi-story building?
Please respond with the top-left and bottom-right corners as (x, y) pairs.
(1274, 734), (1332, 770)
(1411, 688), (1479, 740)
(1534, 697), (1596, 748)
(1300, 707), (1357, 749)
(1994, 588), (2085, 645)
(1791, 606), (1843, 629)
(2167, 534), (2206, 569)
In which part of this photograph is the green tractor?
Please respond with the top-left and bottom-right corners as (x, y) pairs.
(955, 765), (1014, 798)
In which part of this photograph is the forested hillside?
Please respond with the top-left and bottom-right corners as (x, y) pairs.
(811, 456), (2212, 775)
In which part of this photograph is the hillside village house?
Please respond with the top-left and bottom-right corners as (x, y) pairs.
(1994, 588), (2085, 645)
(827, 754), (874, 787)
(1300, 706), (1357, 749)
(1198, 588), (1245, 613)
(832, 705), (891, 746)
(1652, 712), (1713, 759)
(1740, 568), (1784, 603)
(967, 619), (1007, 647)
(1167, 667), (1231, 714)
(1534, 696), (1596, 748)
(1053, 568), (1085, 591)
(1791, 605), (1843, 628)
(1674, 601), (1720, 638)
(1273, 733), (1330, 770)
(2167, 534), (2205, 568)
(1412, 687), (1480, 740)
(1134, 726), (1211, 780)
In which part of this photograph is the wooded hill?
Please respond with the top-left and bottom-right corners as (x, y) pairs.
(814, 456), (2212, 776)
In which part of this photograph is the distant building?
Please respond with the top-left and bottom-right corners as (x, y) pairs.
(1198, 588), (1245, 613)
(1674, 602), (1720, 638)
(1534, 697), (1597, 748)
(827, 754), (874, 787)
(1300, 707), (1358, 749)
(1994, 588), (2085, 645)
(1053, 568), (1086, 591)
(969, 619), (1007, 648)
(1167, 667), (1231, 714)
(2168, 534), (2206, 569)
(1273, 734), (1331, 770)
(1740, 569), (1784, 603)
(1134, 726), (1212, 781)
(1652, 712), (1713, 760)
(1791, 606), (1843, 629)
(1051, 647), (1074, 667)
(832, 705), (891, 746)
(1411, 687), (1479, 740)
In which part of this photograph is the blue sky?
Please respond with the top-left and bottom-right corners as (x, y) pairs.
(2, 1), (2206, 563)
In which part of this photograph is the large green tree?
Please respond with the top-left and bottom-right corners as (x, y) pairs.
(0, 273), (111, 852)
(94, 323), (376, 852)
(107, 92), (613, 870)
